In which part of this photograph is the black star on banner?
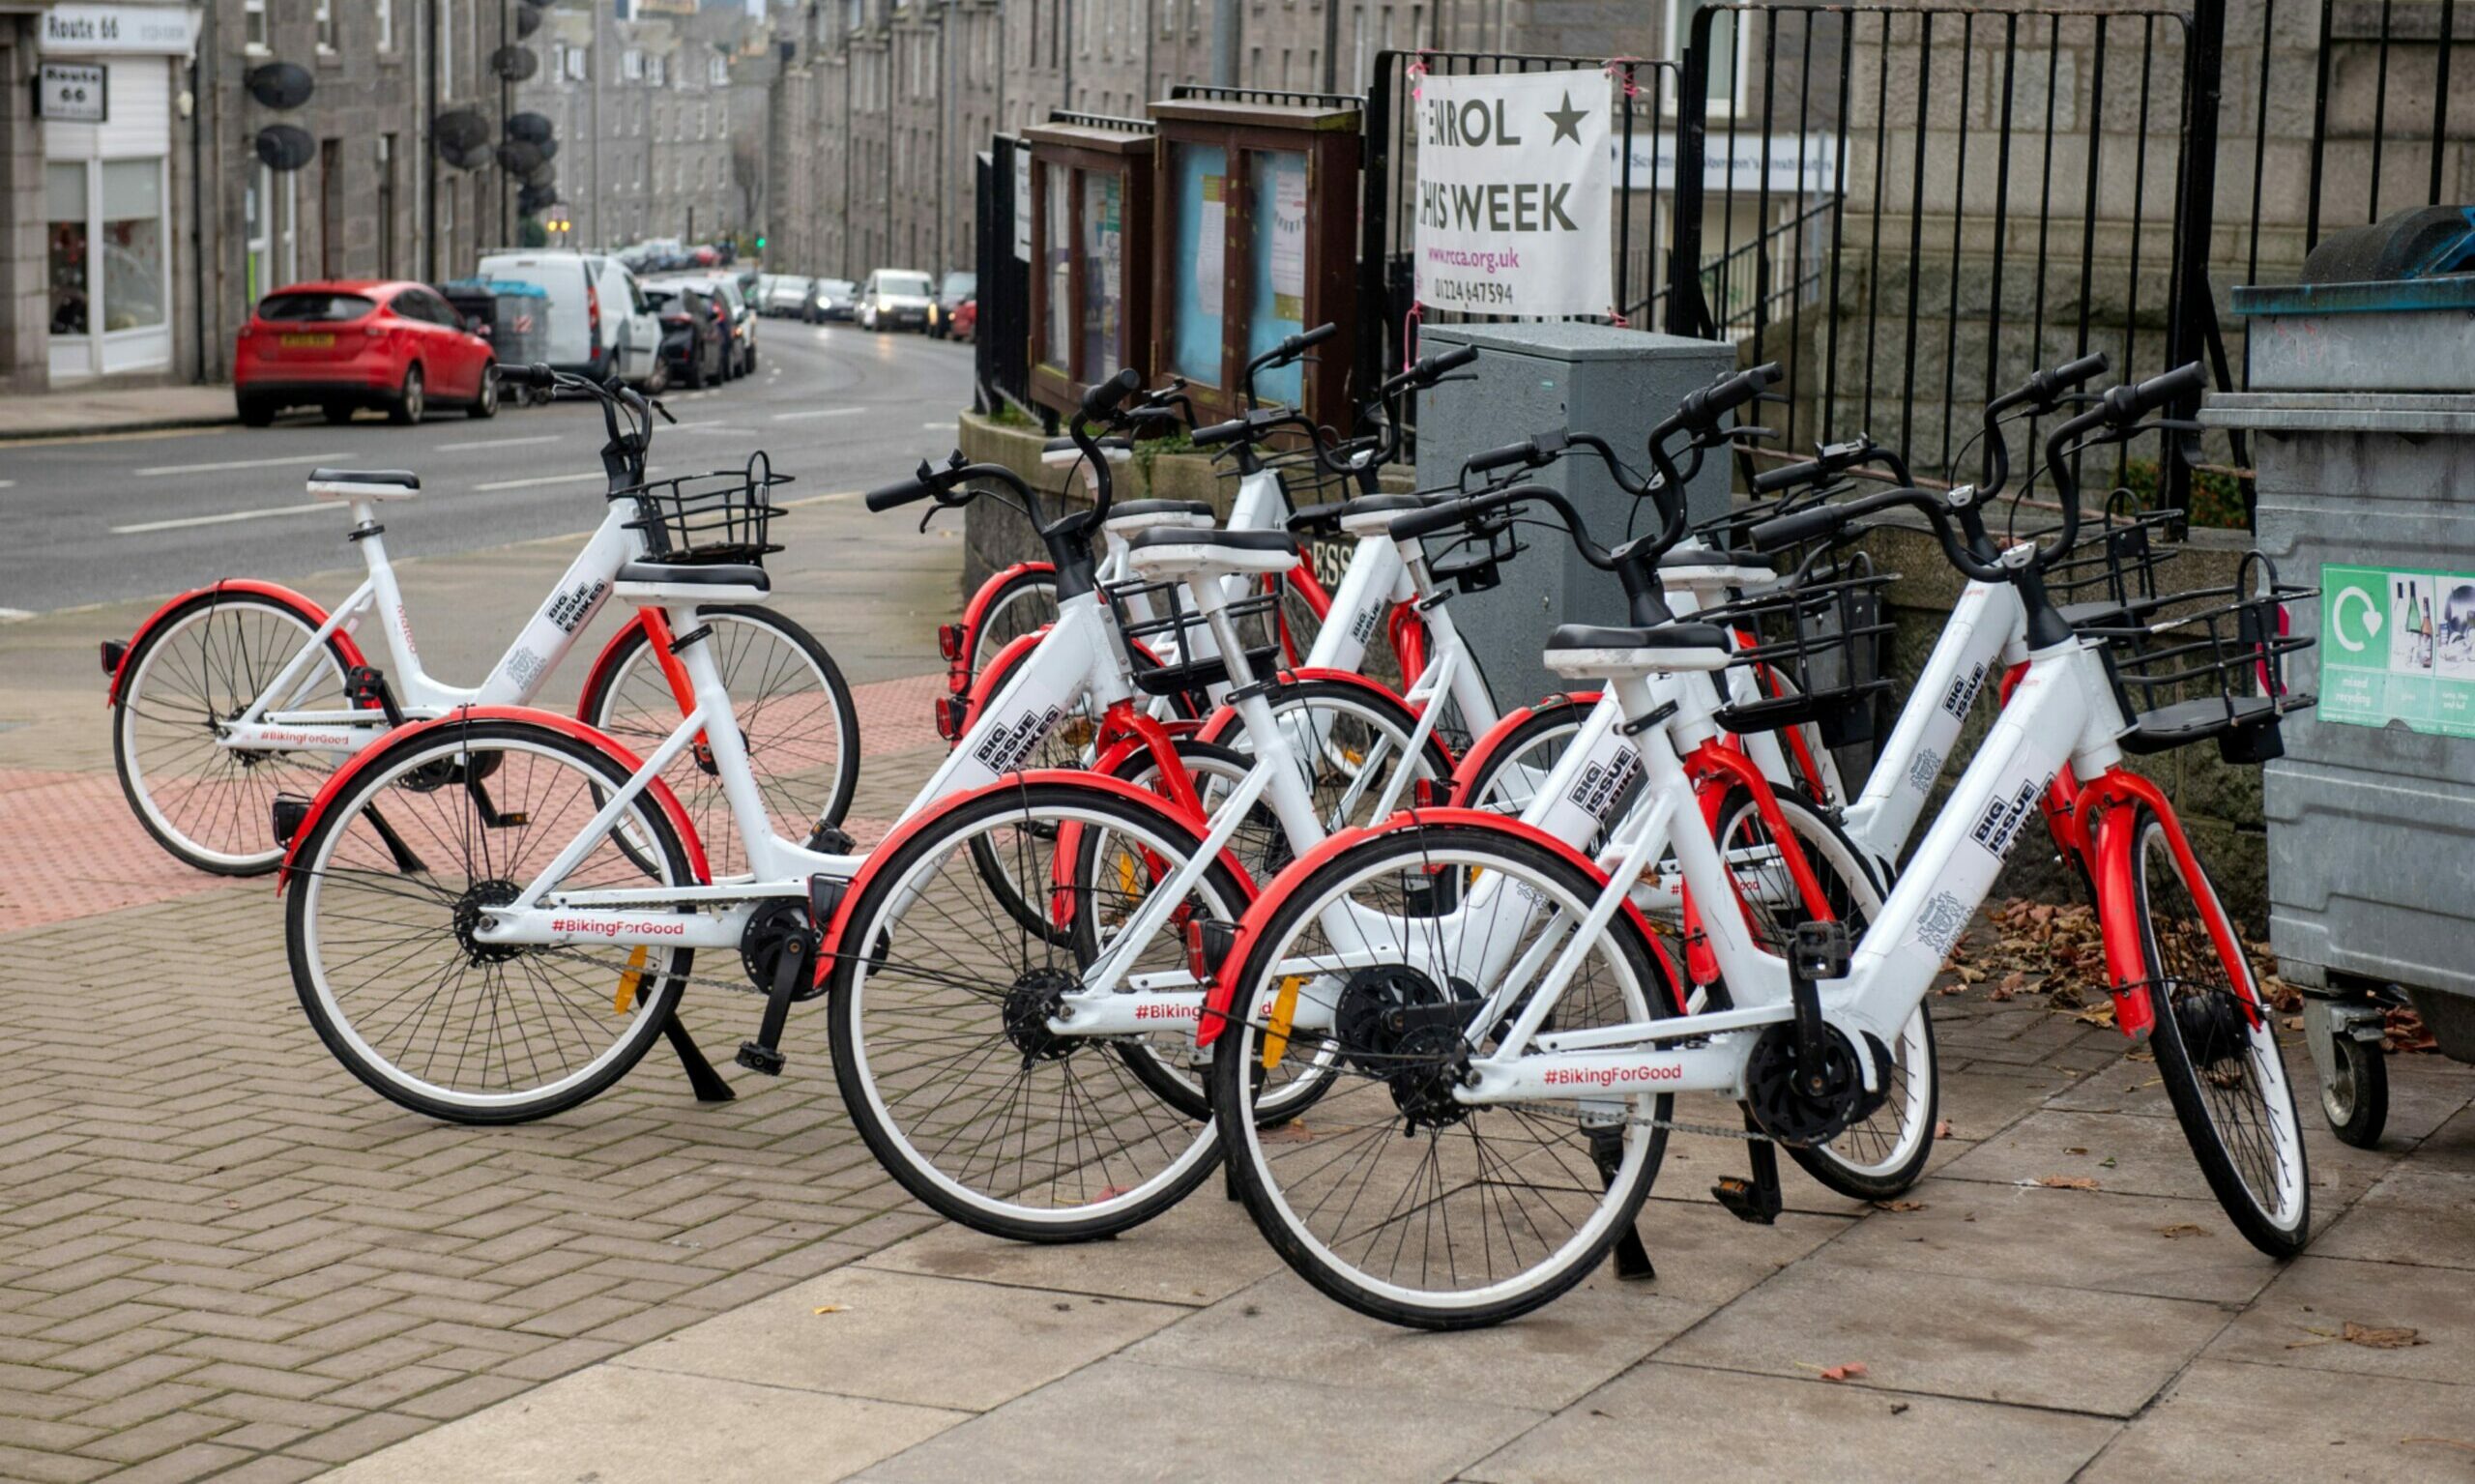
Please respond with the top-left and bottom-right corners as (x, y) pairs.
(1545, 90), (1588, 145)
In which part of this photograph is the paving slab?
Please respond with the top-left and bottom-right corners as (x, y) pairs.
(2312, 1166), (2475, 1271)
(2201, 1254), (2475, 1387)
(2411, 1103), (2475, 1177)
(319, 1362), (964, 1484)
(1654, 1261), (2231, 1416)
(615, 1266), (1186, 1412)
(856, 1198), (1286, 1308)
(855, 1355), (1545, 1484)
(1122, 1266), (1708, 1414)
(1621, 1196), (1853, 1306)
(2080, 1358), (2475, 1483)
(1938, 1104), (2397, 1219)
(1462, 1360), (2121, 1484)
(1812, 1178), (2285, 1305)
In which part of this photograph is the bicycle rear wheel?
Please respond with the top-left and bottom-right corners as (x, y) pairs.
(285, 717), (697, 1123)
(1211, 821), (1680, 1329)
(827, 780), (1245, 1241)
(2129, 805), (2310, 1256)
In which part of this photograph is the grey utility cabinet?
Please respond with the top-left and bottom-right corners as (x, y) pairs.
(1414, 324), (1735, 703)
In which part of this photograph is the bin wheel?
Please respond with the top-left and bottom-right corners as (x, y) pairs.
(2322, 1033), (2388, 1149)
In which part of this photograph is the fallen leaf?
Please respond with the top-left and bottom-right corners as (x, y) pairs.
(2100, 1156), (2117, 1169)
(2066, 1147), (2088, 1156)
(1889, 1401), (1910, 1414)
(1870, 1200), (1928, 1213)
(1934, 1120), (1954, 1139)
(812, 1305), (847, 1315)
(1819, 1362), (1869, 1382)
(2035, 1175), (2100, 1190)
(2343, 1322), (2426, 1350)
(1998, 971), (2029, 994)
(2158, 1223), (2206, 1239)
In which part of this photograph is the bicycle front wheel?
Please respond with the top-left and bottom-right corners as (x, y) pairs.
(113, 590), (358, 874)
(582, 604), (859, 878)
(828, 780), (1248, 1242)
(2129, 806), (2310, 1256)
(285, 717), (698, 1123)
(1211, 821), (1681, 1329)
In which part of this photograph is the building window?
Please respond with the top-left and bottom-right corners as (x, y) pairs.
(623, 48), (644, 81)
(375, 0), (393, 51)
(377, 135), (397, 277)
(46, 163), (88, 336)
(1669, 0), (1745, 114)
(245, 0), (268, 51)
(438, 0), (457, 93)
(316, 0), (335, 52)
(246, 164), (297, 309)
(565, 44), (588, 81)
(710, 53), (728, 86)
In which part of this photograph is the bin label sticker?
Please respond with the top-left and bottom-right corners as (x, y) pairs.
(2318, 563), (2475, 737)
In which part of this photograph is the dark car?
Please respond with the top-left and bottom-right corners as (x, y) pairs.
(812, 277), (858, 322)
(929, 272), (977, 339)
(644, 282), (727, 390)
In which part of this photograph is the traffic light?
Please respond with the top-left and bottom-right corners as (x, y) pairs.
(755, 235), (767, 251)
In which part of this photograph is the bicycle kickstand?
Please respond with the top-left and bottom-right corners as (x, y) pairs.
(664, 1016), (737, 1103)
(1588, 1124), (1657, 1281)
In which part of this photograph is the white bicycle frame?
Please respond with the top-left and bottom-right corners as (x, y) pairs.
(215, 492), (650, 757)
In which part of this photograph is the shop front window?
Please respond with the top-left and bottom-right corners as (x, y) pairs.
(1079, 170), (1122, 381)
(101, 160), (166, 333)
(47, 162), (89, 336)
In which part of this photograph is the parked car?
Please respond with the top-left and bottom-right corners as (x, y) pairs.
(948, 296), (977, 343)
(474, 250), (664, 390)
(859, 269), (935, 332)
(761, 275), (817, 318)
(645, 273), (757, 378)
(812, 277), (858, 322)
(928, 272), (977, 338)
(642, 281), (727, 390)
(233, 281), (498, 426)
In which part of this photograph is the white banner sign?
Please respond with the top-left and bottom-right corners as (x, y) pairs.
(1414, 69), (1613, 317)
(1611, 132), (1840, 195)
(39, 4), (200, 55)
(1012, 145), (1033, 263)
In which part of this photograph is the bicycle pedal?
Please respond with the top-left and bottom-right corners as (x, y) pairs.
(734, 1042), (786, 1076)
(344, 665), (407, 727)
(1711, 1176), (1783, 1225)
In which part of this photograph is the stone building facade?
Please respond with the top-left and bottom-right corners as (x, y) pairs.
(515, 1), (771, 251)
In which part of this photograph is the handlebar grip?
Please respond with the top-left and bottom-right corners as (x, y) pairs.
(1465, 440), (1536, 475)
(1190, 418), (1247, 448)
(1748, 504), (1849, 554)
(1687, 362), (1782, 424)
(1080, 366), (1144, 421)
(2053, 353), (2111, 387)
(865, 464), (936, 512)
(2105, 362), (2207, 425)
(1749, 458), (1825, 496)
(1295, 323), (1338, 352)
(526, 363), (557, 389)
(1426, 343), (1479, 375)
(1391, 497), (1476, 543)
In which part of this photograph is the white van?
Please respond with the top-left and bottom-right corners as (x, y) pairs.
(476, 250), (664, 389)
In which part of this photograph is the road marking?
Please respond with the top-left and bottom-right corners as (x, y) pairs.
(771, 407), (864, 421)
(782, 490), (859, 509)
(921, 422), (955, 430)
(132, 451), (348, 478)
(0, 480), (15, 490)
(671, 422), (755, 435)
(434, 433), (562, 452)
(474, 468), (657, 492)
(111, 503), (328, 535)
(0, 425), (232, 450)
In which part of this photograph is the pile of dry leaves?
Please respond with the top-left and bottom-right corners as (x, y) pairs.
(1943, 896), (2438, 1052)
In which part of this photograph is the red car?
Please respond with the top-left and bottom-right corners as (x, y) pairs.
(949, 297), (977, 343)
(233, 280), (499, 426)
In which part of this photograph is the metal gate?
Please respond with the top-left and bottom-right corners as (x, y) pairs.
(974, 134), (1036, 422)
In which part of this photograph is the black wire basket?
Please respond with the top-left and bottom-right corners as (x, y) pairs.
(2082, 551), (2316, 765)
(1701, 564), (1898, 746)
(2046, 489), (2187, 626)
(1103, 574), (1285, 699)
(619, 451), (793, 566)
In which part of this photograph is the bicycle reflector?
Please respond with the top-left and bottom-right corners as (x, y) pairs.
(270, 794), (311, 847)
(1185, 915), (1238, 985)
(937, 624), (964, 661)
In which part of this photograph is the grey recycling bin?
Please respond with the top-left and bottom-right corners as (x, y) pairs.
(2203, 205), (2475, 1146)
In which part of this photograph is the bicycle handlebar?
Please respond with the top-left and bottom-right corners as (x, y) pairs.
(1377, 342), (1479, 402)
(1747, 436), (1914, 496)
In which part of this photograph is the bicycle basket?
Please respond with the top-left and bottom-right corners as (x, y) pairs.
(618, 451), (793, 565)
(2083, 551), (2316, 765)
(2047, 489), (2187, 626)
(1701, 564), (1898, 746)
(1103, 573), (1285, 700)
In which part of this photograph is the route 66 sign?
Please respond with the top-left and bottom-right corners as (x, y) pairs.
(38, 63), (109, 123)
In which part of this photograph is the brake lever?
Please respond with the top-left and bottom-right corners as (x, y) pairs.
(648, 397), (677, 424)
(1725, 424), (1777, 444)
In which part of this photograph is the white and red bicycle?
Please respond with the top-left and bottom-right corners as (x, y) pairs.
(103, 369), (859, 878)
